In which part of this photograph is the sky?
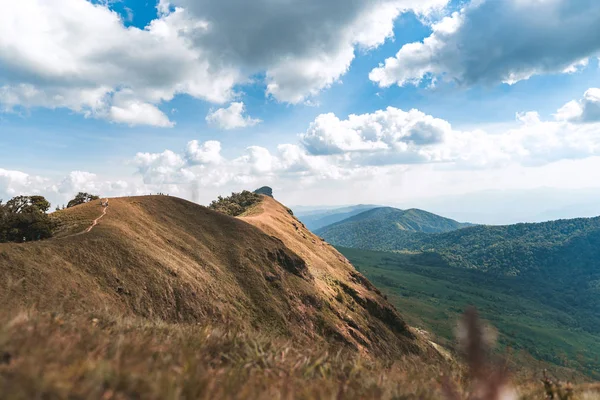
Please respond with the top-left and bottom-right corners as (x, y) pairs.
(1, 0), (600, 224)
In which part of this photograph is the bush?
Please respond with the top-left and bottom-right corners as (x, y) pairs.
(67, 192), (100, 208)
(208, 191), (262, 217)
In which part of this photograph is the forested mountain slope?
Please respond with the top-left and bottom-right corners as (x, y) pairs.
(295, 204), (379, 231)
(315, 207), (472, 248)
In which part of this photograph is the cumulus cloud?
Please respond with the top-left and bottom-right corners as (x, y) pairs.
(132, 150), (194, 185)
(206, 102), (261, 130)
(299, 96), (600, 168)
(131, 138), (355, 191)
(0, 169), (49, 200)
(0, 169), (140, 209)
(185, 140), (223, 165)
(5, 89), (600, 208)
(370, 0), (600, 88)
(0, 1), (239, 126)
(301, 108), (449, 157)
(0, 0), (449, 123)
(556, 88), (600, 123)
(168, 0), (450, 103)
(128, 91), (600, 194)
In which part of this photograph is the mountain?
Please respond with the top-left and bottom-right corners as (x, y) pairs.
(334, 216), (600, 378)
(1, 195), (430, 354)
(3, 195), (597, 396)
(0, 195), (456, 397)
(339, 246), (600, 379)
(315, 207), (472, 249)
(294, 204), (379, 231)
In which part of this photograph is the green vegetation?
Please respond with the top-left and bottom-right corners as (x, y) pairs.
(0, 195), (54, 243)
(67, 192), (100, 208)
(315, 207), (472, 248)
(338, 246), (600, 379)
(209, 190), (263, 216)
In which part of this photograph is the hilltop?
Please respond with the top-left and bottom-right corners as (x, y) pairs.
(3, 194), (597, 397)
(0, 194), (467, 398)
(1, 195), (433, 355)
(315, 207), (472, 250)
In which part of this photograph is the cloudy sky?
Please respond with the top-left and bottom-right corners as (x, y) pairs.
(2, 0), (600, 223)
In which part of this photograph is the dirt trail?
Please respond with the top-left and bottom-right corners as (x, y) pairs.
(56, 200), (109, 240)
(85, 201), (108, 233)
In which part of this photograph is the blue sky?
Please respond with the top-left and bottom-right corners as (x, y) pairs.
(1, 0), (600, 223)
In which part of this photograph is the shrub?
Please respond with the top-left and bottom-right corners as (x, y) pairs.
(67, 192), (100, 209)
(209, 191), (262, 216)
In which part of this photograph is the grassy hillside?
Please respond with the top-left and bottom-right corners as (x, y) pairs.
(2, 195), (598, 397)
(294, 204), (379, 231)
(0, 195), (468, 398)
(1, 195), (433, 355)
(338, 246), (600, 379)
(315, 207), (471, 248)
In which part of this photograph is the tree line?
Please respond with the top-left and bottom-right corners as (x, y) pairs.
(0, 192), (100, 243)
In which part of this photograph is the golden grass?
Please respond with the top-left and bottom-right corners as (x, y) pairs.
(2, 308), (599, 399)
(0, 308), (460, 400)
(1, 195), (599, 399)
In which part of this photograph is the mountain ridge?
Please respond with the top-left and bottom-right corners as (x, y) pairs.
(315, 206), (472, 249)
(295, 204), (380, 231)
(0, 195), (435, 358)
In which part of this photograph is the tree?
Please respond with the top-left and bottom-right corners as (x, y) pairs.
(208, 191), (262, 216)
(0, 195), (54, 243)
(5, 195), (51, 214)
(67, 192), (100, 208)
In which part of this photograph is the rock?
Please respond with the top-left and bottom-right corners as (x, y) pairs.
(253, 186), (273, 198)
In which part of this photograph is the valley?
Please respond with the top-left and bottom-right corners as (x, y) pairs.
(299, 205), (600, 379)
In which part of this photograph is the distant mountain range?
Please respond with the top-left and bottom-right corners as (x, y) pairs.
(335, 215), (600, 377)
(294, 204), (380, 231)
(313, 207), (473, 249)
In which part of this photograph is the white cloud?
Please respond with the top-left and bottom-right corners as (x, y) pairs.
(301, 108), (450, 157)
(109, 99), (174, 128)
(205, 102), (261, 130)
(0, 169), (49, 200)
(556, 88), (600, 123)
(370, 0), (600, 88)
(0, 169), (141, 209)
(133, 150), (194, 185)
(299, 94), (600, 168)
(168, 0), (449, 103)
(0, 0), (240, 126)
(55, 171), (133, 198)
(185, 140), (223, 165)
(128, 97), (600, 196)
(0, 0), (450, 122)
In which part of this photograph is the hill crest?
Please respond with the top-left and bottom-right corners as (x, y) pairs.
(315, 206), (472, 249)
(1, 195), (435, 358)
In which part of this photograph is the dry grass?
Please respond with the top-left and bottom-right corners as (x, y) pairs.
(1, 195), (599, 399)
(1, 308), (598, 400)
(0, 308), (458, 400)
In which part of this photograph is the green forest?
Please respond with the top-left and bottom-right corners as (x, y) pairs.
(338, 245), (600, 378)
